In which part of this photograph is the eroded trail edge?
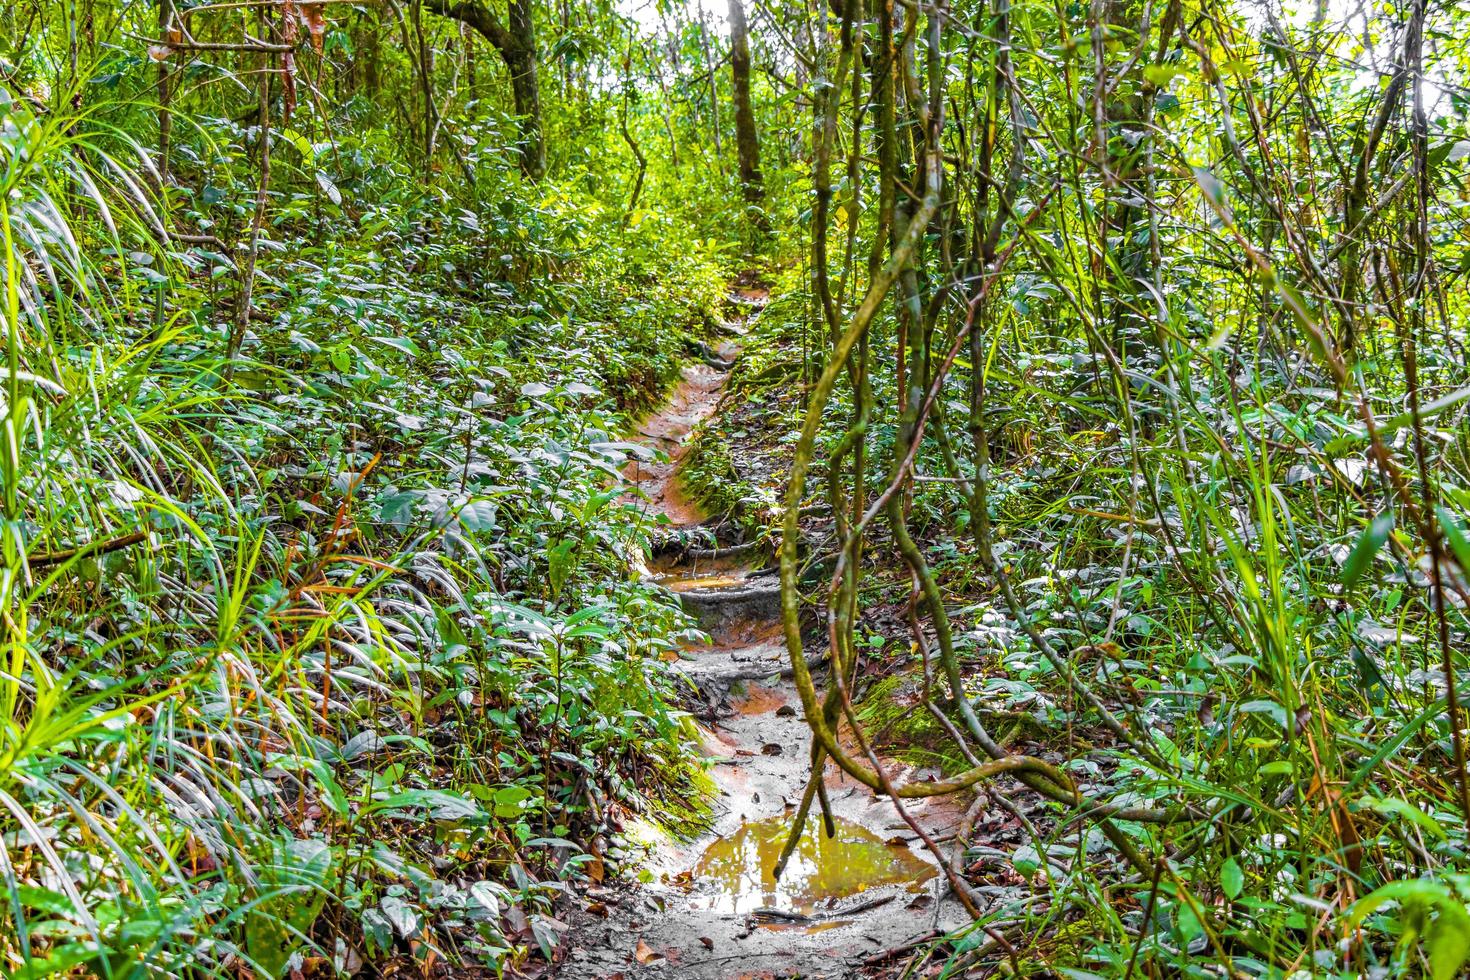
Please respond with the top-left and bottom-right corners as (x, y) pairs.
(563, 295), (969, 980)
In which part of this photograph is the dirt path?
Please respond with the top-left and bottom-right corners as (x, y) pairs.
(559, 301), (968, 979)
(621, 347), (734, 528)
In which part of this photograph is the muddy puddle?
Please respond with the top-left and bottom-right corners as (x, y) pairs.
(690, 815), (936, 917)
(652, 570), (752, 593)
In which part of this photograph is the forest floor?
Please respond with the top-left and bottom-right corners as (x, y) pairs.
(558, 291), (971, 979)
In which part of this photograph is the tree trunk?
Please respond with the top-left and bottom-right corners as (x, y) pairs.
(426, 0), (545, 180)
(505, 0), (545, 179)
(727, 0), (762, 204)
(156, 0), (174, 184)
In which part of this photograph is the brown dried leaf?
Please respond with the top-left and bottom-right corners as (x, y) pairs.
(303, 3), (328, 52)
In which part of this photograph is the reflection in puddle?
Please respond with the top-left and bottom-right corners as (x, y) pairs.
(654, 572), (750, 592)
(691, 815), (936, 916)
(754, 917), (855, 933)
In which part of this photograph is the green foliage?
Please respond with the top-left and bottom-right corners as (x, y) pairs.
(10, 0), (1470, 973)
(695, 0), (1470, 968)
(0, 32), (727, 975)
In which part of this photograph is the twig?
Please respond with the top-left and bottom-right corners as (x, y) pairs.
(30, 532), (149, 568)
(862, 929), (942, 967)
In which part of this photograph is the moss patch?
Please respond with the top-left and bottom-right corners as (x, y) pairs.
(680, 428), (758, 530)
(855, 674), (977, 777)
(653, 762), (718, 840)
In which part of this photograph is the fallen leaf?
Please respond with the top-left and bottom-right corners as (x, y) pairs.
(634, 939), (662, 965)
(538, 915), (570, 933)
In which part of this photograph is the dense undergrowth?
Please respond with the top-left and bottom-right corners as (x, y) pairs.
(0, 78), (729, 976)
(656, 0), (1470, 967)
(696, 245), (1470, 976)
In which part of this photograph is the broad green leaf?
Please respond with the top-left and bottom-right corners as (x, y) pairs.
(1438, 507), (1470, 575)
(493, 784), (535, 818)
(1366, 796), (1448, 841)
(369, 789), (484, 822)
(1428, 901), (1470, 980)
(1240, 699), (1288, 731)
(369, 334), (419, 357)
(315, 170), (342, 206)
(1221, 856), (1244, 900)
(380, 895), (418, 939)
(1341, 513), (1394, 588)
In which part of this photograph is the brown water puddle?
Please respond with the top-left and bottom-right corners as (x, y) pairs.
(654, 571), (751, 593)
(689, 815), (936, 917)
(733, 683), (785, 716)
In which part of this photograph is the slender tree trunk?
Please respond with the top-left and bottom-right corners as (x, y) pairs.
(226, 12), (274, 382)
(727, 0), (762, 204)
(364, 9), (381, 97)
(413, 2), (436, 162)
(426, 0), (545, 179)
(156, 0), (174, 185)
(506, 0), (545, 179)
(619, 47), (647, 228)
(694, 0), (724, 166)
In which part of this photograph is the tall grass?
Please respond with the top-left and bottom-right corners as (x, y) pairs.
(0, 83), (237, 974)
(0, 71), (720, 974)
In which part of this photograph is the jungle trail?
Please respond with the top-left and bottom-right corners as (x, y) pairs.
(1, 0), (1469, 978)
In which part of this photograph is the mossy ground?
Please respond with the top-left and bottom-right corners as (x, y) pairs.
(653, 762), (719, 840)
(855, 674), (979, 777)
